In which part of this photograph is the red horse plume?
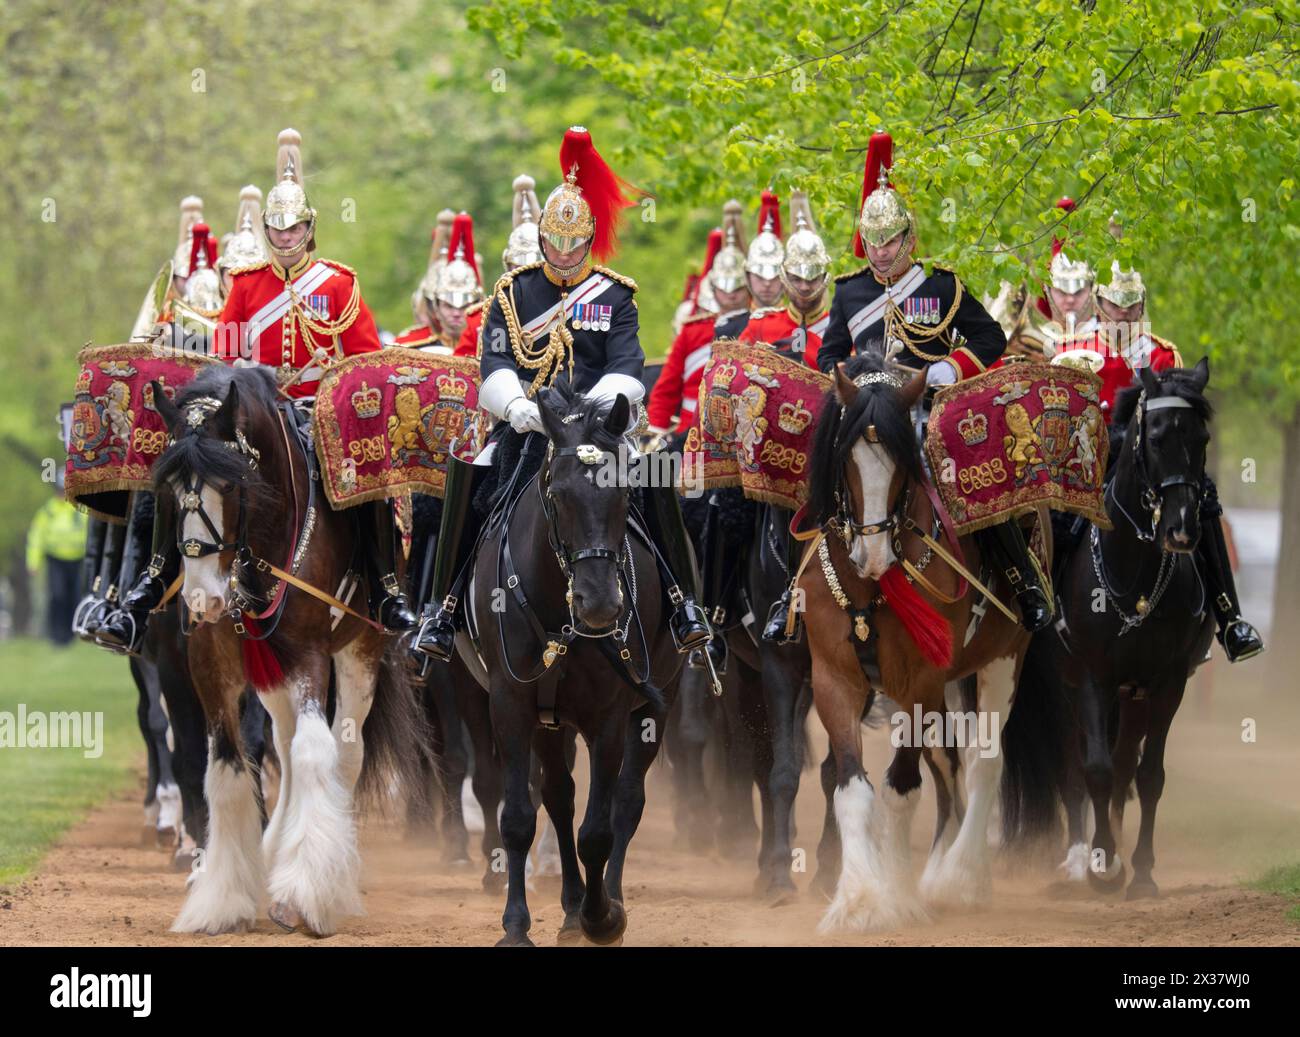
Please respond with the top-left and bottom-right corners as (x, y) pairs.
(757, 189), (782, 239)
(852, 132), (894, 258)
(447, 211), (480, 281)
(558, 126), (643, 262)
(880, 565), (953, 668)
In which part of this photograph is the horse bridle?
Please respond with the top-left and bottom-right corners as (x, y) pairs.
(1118, 390), (1202, 543)
(174, 397), (261, 562)
(830, 371), (903, 549)
(539, 441), (630, 584)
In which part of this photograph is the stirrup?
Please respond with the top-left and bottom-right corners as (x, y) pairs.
(669, 598), (711, 653)
(413, 604), (457, 662)
(95, 608), (146, 657)
(1219, 618), (1264, 663)
(762, 596), (802, 645)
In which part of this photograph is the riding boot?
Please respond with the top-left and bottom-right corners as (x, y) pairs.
(762, 511), (805, 644)
(979, 518), (1053, 633)
(413, 453), (482, 661)
(80, 520), (127, 641)
(367, 500), (417, 633)
(72, 517), (110, 637)
(690, 494), (729, 674)
(1198, 477), (1264, 663)
(97, 495), (175, 655)
(644, 482), (712, 653)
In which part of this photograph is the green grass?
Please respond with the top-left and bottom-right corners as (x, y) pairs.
(1251, 863), (1300, 923)
(0, 638), (141, 885)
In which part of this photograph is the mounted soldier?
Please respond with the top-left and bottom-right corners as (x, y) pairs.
(815, 130), (1052, 634)
(99, 128), (418, 653)
(396, 212), (483, 357)
(746, 189), (786, 311)
(412, 125), (713, 662)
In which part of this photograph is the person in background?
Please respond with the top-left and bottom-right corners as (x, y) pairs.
(27, 492), (87, 646)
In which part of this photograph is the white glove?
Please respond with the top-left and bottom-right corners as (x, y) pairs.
(505, 397), (544, 434)
(925, 360), (958, 386)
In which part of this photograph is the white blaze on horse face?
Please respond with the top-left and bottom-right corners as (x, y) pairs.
(848, 440), (896, 579)
(179, 482), (229, 622)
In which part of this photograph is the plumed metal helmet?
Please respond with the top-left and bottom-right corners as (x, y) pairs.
(263, 128), (316, 232)
(218, 185), (269, 273)
(692, 229), (723, 314)
(434, 212), (483, 307)
(1097, 211), (1145, 307)
(854, 132), (915, 257)
(710, 201), (748, 293)
(539, 126), (640, 262)
(171, 196), (204, 278)
(781, 190), (829, 283)
(181, 223), (223, 315)
(1049, 249), (1095, 294)
(415, 209), (457, 322)
(504, 174), (544, 269)
(745, 189), (784, 279)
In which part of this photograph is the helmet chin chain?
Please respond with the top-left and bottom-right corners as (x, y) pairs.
(265, 216), (316, 261)
(544, 242), (592, 280)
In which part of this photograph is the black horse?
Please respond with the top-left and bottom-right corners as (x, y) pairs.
(1002, 359), (1216, 899)
(456, 381), (683, 946)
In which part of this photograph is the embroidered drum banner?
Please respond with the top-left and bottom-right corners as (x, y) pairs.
(681, 339), (830, 510)
(924, 360), (1110, 535)
(65, 343), (220, 522)
(313, 347), (485, 507)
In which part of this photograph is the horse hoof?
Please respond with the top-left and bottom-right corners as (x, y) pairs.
(556, 914), (584, 945)
(1086, 857), (1127, 895)
(496, 931), (536, 947)
(766, 882), (799, 908)
(171, 848), (198, 874)
(580, 900), (627, 945)
(268, 901), (305, 933)
(482, 870), (507, 894)
(156, 826), (177, 850)
(1126, 878), (1159, 900)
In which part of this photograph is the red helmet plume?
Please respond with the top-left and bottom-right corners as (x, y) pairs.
(447, 211), (480, 282)
(188, 222), (217, 272)
(757, 190), (783, 239)
(853, 132), (894, 258)
(557, 126), (643, 262)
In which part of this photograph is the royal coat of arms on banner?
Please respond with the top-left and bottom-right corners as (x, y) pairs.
(64, 342), (219, 522)
(313, 346), (484, 507)
(924, 360), (1111, 535)
(682, 339), (830, 510)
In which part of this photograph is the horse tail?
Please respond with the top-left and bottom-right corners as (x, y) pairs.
(356, 639), (436, 817)
(999, 632), (1069, 853)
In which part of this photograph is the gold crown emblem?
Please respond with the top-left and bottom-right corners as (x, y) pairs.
(777, 398), (813, 435)
(351, 380), (382, 420)
(436, 370), (470, 402)
(1038, 380), (1071, 411)
(712, 360), (739, 391)
(957, 408), (988, 446)
(75, 366), (93, 395)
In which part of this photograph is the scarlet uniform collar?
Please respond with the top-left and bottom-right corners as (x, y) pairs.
(542, 259), (593, 288)
(786, 296), (828, 324)
(272, 253), (313, 281)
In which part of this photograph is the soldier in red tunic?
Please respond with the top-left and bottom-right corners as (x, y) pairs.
(395, 212), (483, 356)
(101, 129), (417, 652)
(646, 201), (751, 441)
(740, 190), (830, 369)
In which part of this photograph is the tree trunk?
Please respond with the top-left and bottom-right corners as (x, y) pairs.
(1271, 402), (1300, 680)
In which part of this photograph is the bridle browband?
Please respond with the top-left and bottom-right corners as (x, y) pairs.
(174, 396), (261, 561)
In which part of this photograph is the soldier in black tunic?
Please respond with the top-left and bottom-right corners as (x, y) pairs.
(811, 131), (1052, 634)
(414, 127), (713, 661)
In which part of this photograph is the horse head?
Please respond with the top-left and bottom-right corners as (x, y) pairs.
(807, 355), (925, 580)
(537, 379), (634, 632)
(153, 365), (284, 623)
(1115, 357), (1211, 554)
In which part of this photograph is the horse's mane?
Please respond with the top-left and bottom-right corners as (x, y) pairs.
(1112, 367), (1213, 428)
(539, 376), (627, 453)
(152, 365), (282, 509)
(806, 354), (924, 528)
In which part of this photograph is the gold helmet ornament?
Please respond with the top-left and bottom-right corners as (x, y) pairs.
(745, 189), (784, 279)
(218, 185), (269, 274)
(173, 223), (223, 335)
(854, 131), (916, 277)
(709, 200), (748, 294)
(504, 174), (544, 269)
(434, 212), (483, 308)
(263, 128), (316, 254)
(539, 126), (643, 278)
(781, 190), (830, 285)
(171, 196), (205, 278)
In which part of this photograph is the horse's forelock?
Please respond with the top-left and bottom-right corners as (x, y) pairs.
(1113, 367), (1213, 429)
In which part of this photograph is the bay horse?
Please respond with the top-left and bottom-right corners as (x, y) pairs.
(152, 364), (427, 936)
(1001, 360), (1215, 898)
(798, 355), (1042, 931)
(457, 380), (683, 946)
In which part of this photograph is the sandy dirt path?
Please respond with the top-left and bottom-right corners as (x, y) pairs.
(2, 662), (1297, 947)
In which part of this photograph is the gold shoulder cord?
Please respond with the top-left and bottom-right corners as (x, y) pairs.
(497, 275), (575, 397)
(884, 274), (964, 363)
(289, 272), (362, 361)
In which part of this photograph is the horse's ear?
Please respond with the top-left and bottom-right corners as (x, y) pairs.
(537, 391), (563, 440)
(603, 393), (631, 437)
(1138, 364), (1160, 397)
(214, 379), (239, 437)
(153, 381), (181, 431)
(1188, 355), (1209, 392)
(832, 363), (858, 406)
(899, 369), (926, 410)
